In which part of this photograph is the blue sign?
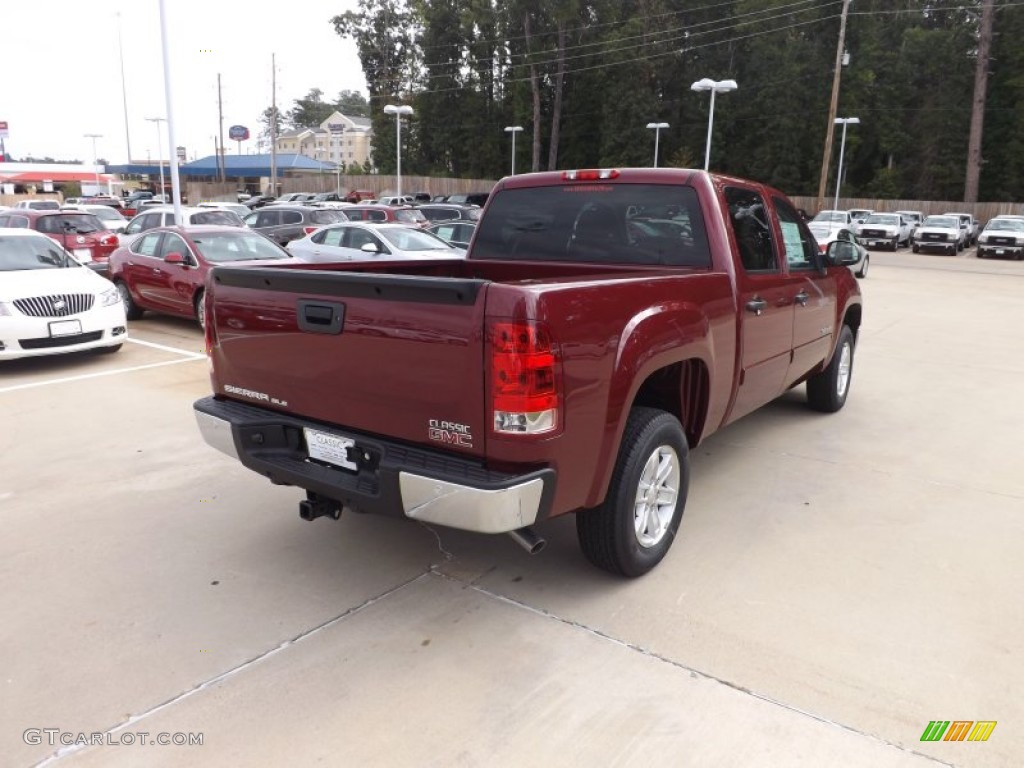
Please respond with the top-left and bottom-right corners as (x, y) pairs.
(228, 125), (249, 141)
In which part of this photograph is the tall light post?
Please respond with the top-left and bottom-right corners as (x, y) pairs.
(84, 133), (103, 191)
(116, 12), (132, 162)
(833, 117), (860, 211)
(504, 126), (523, 175)
(645, 122), (668, 167)
(146, 117), (167, 200)
(690, 78), (738, 171)
(383, 104), (413, 199)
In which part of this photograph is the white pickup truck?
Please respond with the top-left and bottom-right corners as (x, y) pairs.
(913, 215), (963, 255)
(856, 213), (912, 251)
(944, 212), (980, 246)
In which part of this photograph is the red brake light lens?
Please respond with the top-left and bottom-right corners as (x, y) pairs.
(490, 321), (560, 434)
(303, 226), (318, 235)
(561, 169), (620, 181)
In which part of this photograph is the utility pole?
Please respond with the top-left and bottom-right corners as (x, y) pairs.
(270, 54), (278, 197)
(217, 73), (226, 184)
(816, 0), (852, 212)
(964, 0), (995, 202)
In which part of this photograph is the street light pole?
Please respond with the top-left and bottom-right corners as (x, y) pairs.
(116, 12), (132, 163)
(146, 117), (167, 200)
(504, 126), (523, 175)
(83, 133), (103, 191)
(383, 104), (413, 199)
(645, 122), (669, 167)
(690, 78), (738, 171)
(833, 117), (860, 211)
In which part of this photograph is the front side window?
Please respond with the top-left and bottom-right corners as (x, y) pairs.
(158, 233), (191, 260)
(725, 187), (777, 272)
(773, 197), (818, 270)
(192, 210), (243, 227)
(133, 232), (163, 257)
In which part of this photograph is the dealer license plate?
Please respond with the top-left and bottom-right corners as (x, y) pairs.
(304, 428), (358, 471)
(73, 248), (92, 261)
(995, 249), (1005, 255)
(49, 319), (82, 337)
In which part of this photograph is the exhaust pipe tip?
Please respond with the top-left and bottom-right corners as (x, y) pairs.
(508, 526), (546, 555)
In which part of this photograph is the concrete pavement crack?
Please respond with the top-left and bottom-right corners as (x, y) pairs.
(435, 570), (955, 768)
(31, 570), (432, 767)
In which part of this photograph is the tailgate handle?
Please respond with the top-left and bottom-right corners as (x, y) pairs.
(297, 300), (345, 335)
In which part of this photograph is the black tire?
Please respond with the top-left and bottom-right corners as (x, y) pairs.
(576, 407), (690, 577)
(890, 238), (898, 251)
(856, 255), (868, 278)
(807, 325), (855, 413)
(115, 280), (143, 320)
(912, 244), (920, 254)
(194, 289), (206, 331)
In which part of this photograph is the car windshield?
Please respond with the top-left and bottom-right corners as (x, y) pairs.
(864, 214), (898, 225)
(985, 219), (1024, 231)
(807, 223), (832, 235)
(190, 210), (244, 226)
(191, 232), (291, 262)
(812, 211), (847, 223)
(923, 216), (958, 228)
(89, 207), (126, 222)
(0, 235), (73, 270)
(395, 209), (427, 223)
(377, 228), (454, 251)
(39, 214), (105, 234)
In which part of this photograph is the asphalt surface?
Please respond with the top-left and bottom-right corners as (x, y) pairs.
(2, 246), (1021, 767)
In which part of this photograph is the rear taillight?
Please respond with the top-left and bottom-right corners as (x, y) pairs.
(100, 234), (119, 247)
(204, 292), (216, 360)
(303, 226), (318, 235)
(490, 320), (560, 435)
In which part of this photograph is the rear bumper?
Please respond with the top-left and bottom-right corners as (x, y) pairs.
(193, 396), (555, 534)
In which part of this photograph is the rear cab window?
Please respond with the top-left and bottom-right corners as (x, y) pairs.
(472, 183), (711, 266)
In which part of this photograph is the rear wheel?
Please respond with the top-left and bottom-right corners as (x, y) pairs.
(576, 407), (689, 577)
(807, 325), (855, 413)
(115, 280), (143, 320)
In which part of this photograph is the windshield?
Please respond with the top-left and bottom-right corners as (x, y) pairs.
(378, 227), (454, 251)
(89, 207), (126, 222)
(472, 184), (711, 266)
(190, 210), (244, 227)
(0, 235), (74, 270)
(985, 219), (1024, 232)
(923, 216), (958, 228)
(812, 211), (847, 223)
(37, 213), (105, 234)
(191, 232), (291, 262)
(395, 209), (427, 223)
(864, 214), (898, 225)
(807, 223), (833, 236)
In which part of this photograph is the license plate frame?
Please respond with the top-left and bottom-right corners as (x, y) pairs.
(304, 427), (358, 472)
(49, 319), (82, 337)
(73, 248), (92, 261)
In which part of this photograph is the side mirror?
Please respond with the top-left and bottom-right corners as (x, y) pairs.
(165, 251), (187, 265)
(826, 240), (859, 266)
(360, 242), (380, 253)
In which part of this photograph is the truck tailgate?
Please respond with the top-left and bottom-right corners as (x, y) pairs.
(208, 266), (490, 457)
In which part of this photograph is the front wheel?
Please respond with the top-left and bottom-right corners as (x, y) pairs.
(576, 407), (690, 577)
(807, 325), (855, 413)
(115, 280), (144, 320)
(194, 290), (206, 331)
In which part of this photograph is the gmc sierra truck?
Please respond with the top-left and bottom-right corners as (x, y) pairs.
(193, 169), (863, 576)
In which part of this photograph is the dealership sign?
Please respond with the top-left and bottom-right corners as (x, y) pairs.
(0, 121), (8, 139)
(328, 123), (346, 133)
(228, 125), (250, 141)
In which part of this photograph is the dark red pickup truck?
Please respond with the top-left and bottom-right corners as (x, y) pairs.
(194, 169), (863, 576)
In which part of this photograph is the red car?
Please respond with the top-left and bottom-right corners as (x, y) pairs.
(0, 209), (120, 274)
(342, 204), (431, 229)
(107, 225), (293, 328)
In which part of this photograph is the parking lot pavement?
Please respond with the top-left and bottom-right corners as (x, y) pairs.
(4, 258), (1022, 767)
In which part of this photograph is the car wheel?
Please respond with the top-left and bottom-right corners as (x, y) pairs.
(856, 255), (869, 278)
(115, 280), (144, 320)
(890, 238), (898, 251)
(194, 290), (206, 331)
(807, 325), (855, 413)
(576, 407), (689, 577)
(912, 244), (920, 253)
(977, 250), (985, 259)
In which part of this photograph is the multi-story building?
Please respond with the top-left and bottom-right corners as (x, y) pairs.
(275, 111), (372, 171)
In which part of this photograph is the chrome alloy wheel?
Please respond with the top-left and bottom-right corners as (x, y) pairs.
(836, 341), (852, 398)
(633, 445), (681, 548)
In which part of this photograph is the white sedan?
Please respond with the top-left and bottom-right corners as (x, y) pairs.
(286, 222), (464, 263)
(0, 229), (127, 360)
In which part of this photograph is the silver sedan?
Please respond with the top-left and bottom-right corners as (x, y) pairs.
(286, 222), (464, 262)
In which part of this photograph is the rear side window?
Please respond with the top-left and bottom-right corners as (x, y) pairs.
(472, 184), (711, 266)
(192, 210), (243, 226)
(281, 211), (303, 225)
(311, 210), (345, 225)
(725, 187), (777, 272)
(365, 209), (387, 222)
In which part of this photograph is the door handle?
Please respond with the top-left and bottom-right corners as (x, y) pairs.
(745, 298), (767, 316)
(794, 291), (809, 306)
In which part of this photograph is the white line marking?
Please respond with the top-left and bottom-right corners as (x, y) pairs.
(125, 336), (206, 359)
(0, 357), (203, 394)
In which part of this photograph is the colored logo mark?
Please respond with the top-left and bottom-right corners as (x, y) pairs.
(920, 720), (996, 742)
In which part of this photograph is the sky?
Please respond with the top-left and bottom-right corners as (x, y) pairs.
(3, 0), (366, 164)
